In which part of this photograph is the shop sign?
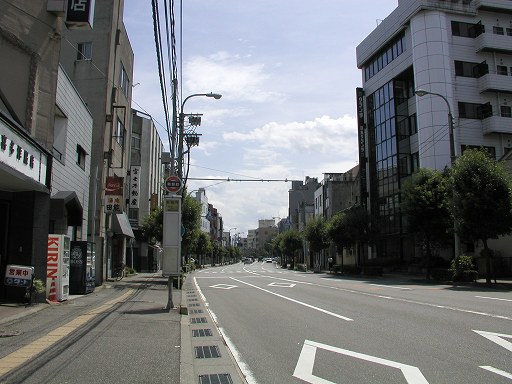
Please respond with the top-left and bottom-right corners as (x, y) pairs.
(105, 176), (123, 213)
(66, 0), (95, 29)
(129, 166), (140, 208)
(4, 264), (34, 287)
(0, 121), (48, 188)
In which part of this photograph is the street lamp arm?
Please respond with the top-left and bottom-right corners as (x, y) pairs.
(181, 93), (222, 112)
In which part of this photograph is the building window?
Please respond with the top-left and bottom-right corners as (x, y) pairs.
(364, 31), (406, 81)
(501, 106), (512, 118)
(451, 21), (483, 38)
(76, 144), (87, 170)
(119, 66), (130, 98)
(76, 42), (92, 60)
(497, 65), (508, 76)
(458, 102), (492, 119)
(114, 118), (125, 147)
(507, 28), (512, 36)
(131, 132), (141, 150)
(455, 60), (488, 78)
(493, 26), (504, 35)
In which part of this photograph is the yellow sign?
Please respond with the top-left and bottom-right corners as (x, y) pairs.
(164, 199), (179, 212)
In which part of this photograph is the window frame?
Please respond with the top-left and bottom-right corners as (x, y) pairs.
(76, 42), (92, 61)
(76, 144), (87, 170)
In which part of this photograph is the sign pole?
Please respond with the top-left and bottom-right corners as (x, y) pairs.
(162, 177), (182, 310)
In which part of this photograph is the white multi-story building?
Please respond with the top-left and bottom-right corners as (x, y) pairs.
(356, 0), (512, 262)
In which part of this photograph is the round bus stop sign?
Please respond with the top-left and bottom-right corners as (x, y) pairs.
(165, 176), (182, 193)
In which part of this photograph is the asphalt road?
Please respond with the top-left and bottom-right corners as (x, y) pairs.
(193, 262), (512, 384)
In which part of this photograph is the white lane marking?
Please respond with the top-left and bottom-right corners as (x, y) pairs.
(475, 296), (512, 303)
(480, 366), (512, 380)
(268, 282), (295, 287)
(293, 340), (429, 384)
(193, 277), (259, 384)
(210, 284), (237, 289)
(474, 330), (512, 353)
(229, 277), (353, 321)
(369, 283), (412, 290)
(244, 272), (512, 322)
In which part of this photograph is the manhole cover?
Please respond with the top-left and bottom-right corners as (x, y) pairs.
(0, 330), (21, 338)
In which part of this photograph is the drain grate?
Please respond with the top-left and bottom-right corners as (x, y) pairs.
(189, 309), (203, 314)
(192, 329), (213, 337)
(198, 373), (233, 384)
(190, 317), (208, 324)
(194, 345), (221, 359)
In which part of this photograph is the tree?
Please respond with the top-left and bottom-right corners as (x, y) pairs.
(326, 212), (350, 269)
(304, 216), (330, 271)
(450, 149), (512, 283)
(401, 168), (452, 279)
(276, 229), (303, 267)
(181, 194), (202, 259)
(193, 231), (212, 267)
(140, 206), (163, 244)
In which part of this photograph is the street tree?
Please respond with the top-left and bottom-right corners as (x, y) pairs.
(449, 149), (512, 283)
(140, 206), (163, 244)
(401, 168), (452, 279)
(181, 194), (202, 260)
(277, 229), (303, 267)
(304, 216), (330, 271)
(194, 231), (212, 268)
(342, 206), (374, 265)
(326, 212), (350, 269)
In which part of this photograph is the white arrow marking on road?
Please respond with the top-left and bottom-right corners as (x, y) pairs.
(293, 340), (429, 384)
(474, 330), (512, 380)
(474, 330), (512, 353)
(230, 277), (352, 321)
(268, 282), (296, 287)
(210, 284), (237, 290)
(480, 366), (512, 380)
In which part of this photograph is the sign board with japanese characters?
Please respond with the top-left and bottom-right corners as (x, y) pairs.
(104, 176), (124, 213)
(4, 264), (34, 288)
(66, 0), (95, 29)
(129, 166), (141, 208)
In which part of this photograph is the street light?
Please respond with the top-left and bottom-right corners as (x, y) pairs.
(415, 89), (455, 164)
(176, 93), (222, 181)
(415, 88), (460, 258)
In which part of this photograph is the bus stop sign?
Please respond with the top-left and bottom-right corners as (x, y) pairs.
(165, 176), (182, 193)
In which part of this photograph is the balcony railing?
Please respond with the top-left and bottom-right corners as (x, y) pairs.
(475, 32), (512, 54)
(482, 115), (512, 135)
(478, 72), (512, 94)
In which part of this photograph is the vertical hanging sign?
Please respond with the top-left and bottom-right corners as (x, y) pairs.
(356, 87), (368, 208)
(105, 176), (124, 213)
(130, 166), (141, 208)
(66, 0), (95, 29)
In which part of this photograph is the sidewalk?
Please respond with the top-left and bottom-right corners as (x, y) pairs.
(0, 272), (183, 383)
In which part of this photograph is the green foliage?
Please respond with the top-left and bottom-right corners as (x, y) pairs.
(449, 149), (512, 243)
(274, 229), (303, 260)
(450, 255), (475, 272)
(181, 194), (202, 256)
(32, 279), (45, 294)
(193, 231), (212, 256)
(326, 212), (350, 250)
(402, 168), (452, 241)
(304, 216), (330, 254)
(140, 207), (163, 243)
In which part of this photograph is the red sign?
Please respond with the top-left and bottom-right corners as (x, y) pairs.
(165, 176), (182, 193)
(105, 176), (123, 195)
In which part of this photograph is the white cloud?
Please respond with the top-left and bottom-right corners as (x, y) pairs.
(184, 52), (283, 103)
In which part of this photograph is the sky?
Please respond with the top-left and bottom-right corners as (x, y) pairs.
(123, 0), (398, 237)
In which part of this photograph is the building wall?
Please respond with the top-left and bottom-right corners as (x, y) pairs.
(52, 66), (93, 239)
(60, 0), (135, 282)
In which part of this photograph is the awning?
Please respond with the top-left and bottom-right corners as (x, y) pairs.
(50, 191), (83, 227)
(112, 212), (135, 238)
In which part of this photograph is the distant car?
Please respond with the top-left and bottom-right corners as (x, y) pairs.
(265, 258), (273, 263)
(243, 258), (252, 264)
